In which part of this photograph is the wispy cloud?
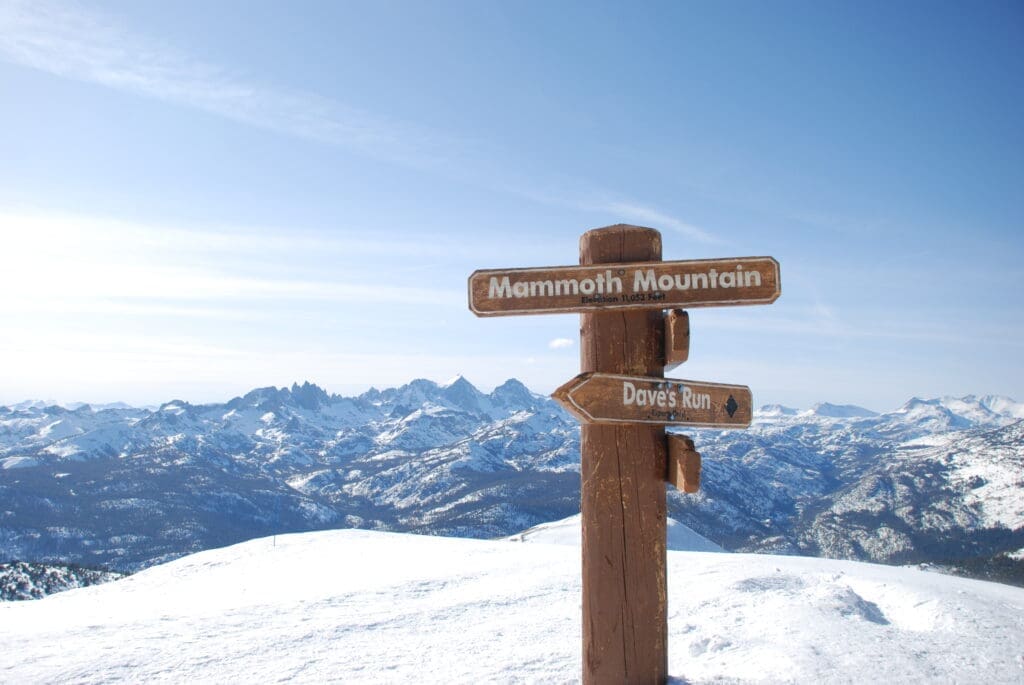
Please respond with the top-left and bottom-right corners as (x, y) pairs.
(0, 0), (453, 166)
(592, 201), (720, 245)
(548, 338), (574, 350)
(0, 2), (721, 243)
(0, 210), (462, 314)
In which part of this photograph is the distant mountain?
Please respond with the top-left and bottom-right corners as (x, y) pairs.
(758, 404), (798, 417)
(1, 381), (1022, 586)
(805, 402), (878, 418)
(795, 419), (1024, 568)
(0, 379), (578, 572)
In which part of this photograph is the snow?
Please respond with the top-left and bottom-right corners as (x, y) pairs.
(39, 419), (82, 439)
(979, 395), (1024, 420)
(507, 513), (725, 553)
(755, 404), (797, 417)
(805, 402), (878, 418)
(1, 527), (1022, 683)
(0, 456), (38, 469)
(901, 434), (950, 447)
(42, 443), (82, 458)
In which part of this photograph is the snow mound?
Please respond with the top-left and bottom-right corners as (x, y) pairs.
(508, 513), (725, 553)
(2, 529), (1022, 683)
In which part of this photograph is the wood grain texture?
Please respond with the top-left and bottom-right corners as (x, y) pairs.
(664, 309), (690, 370)
(468, 256), (780, 316)
(667, 434), (701, 494)
(552, 372), (752, 428)
(579, 224), (668, 685)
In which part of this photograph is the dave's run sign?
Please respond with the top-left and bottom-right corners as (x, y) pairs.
(553, 372), (752, 428)
(468, 256), (779, 316)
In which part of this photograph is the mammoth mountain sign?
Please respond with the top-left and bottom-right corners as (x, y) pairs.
(468, 256), (779, 316)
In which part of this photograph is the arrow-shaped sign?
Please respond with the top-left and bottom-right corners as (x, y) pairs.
(552, 372), (752, 428)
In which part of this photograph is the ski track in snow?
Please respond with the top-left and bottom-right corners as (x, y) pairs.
(2, 529), (1023, 684)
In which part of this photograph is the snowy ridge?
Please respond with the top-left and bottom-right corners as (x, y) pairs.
(0, 379), (578, 571)
(1, 381), (1022, 580)
(1, 528), (1021, 683)
(507, 513), (725, 553)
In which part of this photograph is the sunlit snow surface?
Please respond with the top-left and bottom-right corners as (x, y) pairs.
(2, 529), (1023, 683)
(507, 513), (725, 553)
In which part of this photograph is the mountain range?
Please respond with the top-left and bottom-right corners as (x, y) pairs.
(1, 378), (1022, 584)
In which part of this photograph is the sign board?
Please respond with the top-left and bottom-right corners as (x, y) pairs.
(469, 256), (779, 316)
(552, 372), (752, 428)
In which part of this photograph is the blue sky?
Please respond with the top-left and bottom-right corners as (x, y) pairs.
(1, 0), (1021, 411)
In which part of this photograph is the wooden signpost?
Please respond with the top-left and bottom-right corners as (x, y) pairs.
(468, 224), (780, 684)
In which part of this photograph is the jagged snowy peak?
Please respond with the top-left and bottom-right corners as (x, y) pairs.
(885, 395), (1020, 432)
(2, 382), (1022, 579)
(977, 395), (1024, 419)
(439, 375), (492, 414)
(865, 397), (974, 440)
(367, 376), (535, 421)
(365, 378), (446, 413)
(0, 378), (584, 570)
(287, 381), (332, 410)
(489, 378), (541, 411)
(225, 382), (335, 412)
(937, 394), (1024, 424)
(1, 530), (1022, 682)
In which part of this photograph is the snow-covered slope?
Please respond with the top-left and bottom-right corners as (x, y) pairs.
(508, 513), (725, 553)
(1, 529), (1021, 683)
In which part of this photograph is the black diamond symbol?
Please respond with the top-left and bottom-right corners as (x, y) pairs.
(725, 395), (739, 417)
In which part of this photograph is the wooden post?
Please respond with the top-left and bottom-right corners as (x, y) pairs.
(664, 310), (690, 371)
(579, 225), (668, 684)
(667, 434), (701, 494)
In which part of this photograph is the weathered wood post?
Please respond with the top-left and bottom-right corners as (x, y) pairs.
(579, 225), (667, 684)
(468, 228), (779, 683)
